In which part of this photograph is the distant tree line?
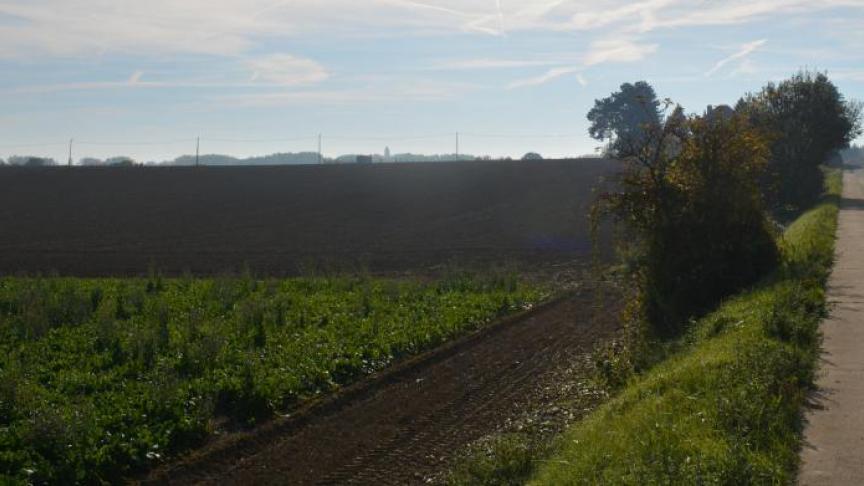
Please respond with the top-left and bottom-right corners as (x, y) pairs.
(843, 144), (864, 165)
(0, 156), (142, 167)
(589, 70), (861, 340)
(2, 156), (58, 167)
(333, 153), (477, 163)
(173, 152), (323, 166)
(0, 150), (561, 168)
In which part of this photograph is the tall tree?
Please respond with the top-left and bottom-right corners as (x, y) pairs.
(587, 81), (663, 157)
(737, 71), (862, 213)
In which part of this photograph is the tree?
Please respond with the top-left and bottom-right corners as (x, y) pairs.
(593, 101), (777, 336)
(587, 81), (663, 157)
(843, 145), (864, 167)
(105, 156), (136, 167)
(522, 152), (543, 160)
(737, 70), (862, 213)
(7, 156), (56, 167)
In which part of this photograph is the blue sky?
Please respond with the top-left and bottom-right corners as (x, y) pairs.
(0, 0), (862, 162)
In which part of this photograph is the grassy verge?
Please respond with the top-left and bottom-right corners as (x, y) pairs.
(0, 272), (545, 483)
(530, 168), (841, 484)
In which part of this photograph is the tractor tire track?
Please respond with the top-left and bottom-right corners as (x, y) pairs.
(144, 289), (619, 485)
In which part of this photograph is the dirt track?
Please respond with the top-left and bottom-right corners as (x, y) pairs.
(143, 288), (619, 485)
(0, 159), (617, 276)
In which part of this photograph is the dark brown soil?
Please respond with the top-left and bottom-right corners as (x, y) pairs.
(142, 287), (620, 485)
(0, 159), (617, 276)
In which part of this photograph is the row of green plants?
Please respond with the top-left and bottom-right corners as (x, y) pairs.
(531, 169), (841, 484)
(0, 272), (545, 483)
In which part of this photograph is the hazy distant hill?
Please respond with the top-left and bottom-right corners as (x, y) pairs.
(172, 152), (322, 166)
(167, 152), (483, 166)
(334, 153), (477, 163)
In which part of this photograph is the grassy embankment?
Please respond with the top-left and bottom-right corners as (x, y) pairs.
(530, 169), (841, 484)
(0, 273), (545, 483)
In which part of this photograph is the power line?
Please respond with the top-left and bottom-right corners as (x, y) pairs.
(0, 141), (68, 148)
(202, 136), (317, 143)
(325, 133), (452, 141)
(460, 132), (581, 139)
(76, 139), (192, 146)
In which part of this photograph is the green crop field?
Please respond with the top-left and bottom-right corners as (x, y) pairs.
(0, 273), (545, 483)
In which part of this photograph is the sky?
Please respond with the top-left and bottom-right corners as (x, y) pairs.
(0, 0), (862, 162)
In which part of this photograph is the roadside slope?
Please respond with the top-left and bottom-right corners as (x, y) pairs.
(799, 166), (864, 484)
(531, 169), (840, 485)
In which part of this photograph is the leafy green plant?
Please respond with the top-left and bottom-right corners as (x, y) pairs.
(0, 274), (544, 483)
(448, 433), (548, 486)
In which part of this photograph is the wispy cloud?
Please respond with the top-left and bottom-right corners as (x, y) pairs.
(508, 66), (582, 89)
(505, 37), (656, 89)
(379, 0), (470, 18)
(0, 0), (858, 59)
(575, 73), (588, 86)
(566, 0), (678, 31)
(4, 54), (329, 95)
(705, 39), (767, 77)
(128, 71), (145, 84)
(217, 80), (476, 107)
(246, 54), (329, 86)
(583, 38), (658, 66)
(4, 75), (157, 95)
(829, 68), (864, 82)
(425, 58), (567, 71)
(0, 3), (856, 102)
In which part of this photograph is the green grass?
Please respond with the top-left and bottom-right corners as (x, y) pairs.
(530, 169), (841, 485)
(0, 272), (545, 483)
(448, 433), (550, 486)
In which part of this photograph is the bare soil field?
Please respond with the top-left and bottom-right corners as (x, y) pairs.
(142, 286), (620, 485)
(0, 159), (617, 276)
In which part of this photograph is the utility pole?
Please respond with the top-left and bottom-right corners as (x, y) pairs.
(68, 138), (73, 166)
(318, 133), (323, 164)
(195, 137), (200, 167)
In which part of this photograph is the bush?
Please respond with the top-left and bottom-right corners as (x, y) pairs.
(594, 104), (778, 336)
